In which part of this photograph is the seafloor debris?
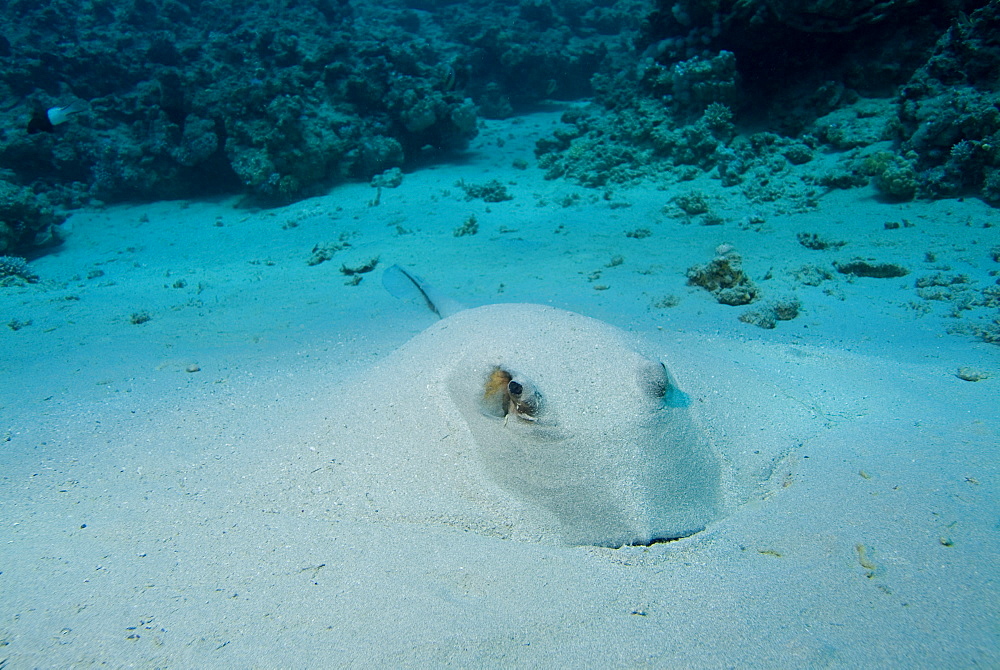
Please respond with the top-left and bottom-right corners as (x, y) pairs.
(340, 257), (379, 276)
(834, 259), (909, 278)
(456, 179), (513, 203)
(797, 232), (846, 250)
(453, 214), (479, 237)
(739, 298), (802, 330)
(686, 244), (759, 306)
(956, 367), (989, 382)
(307, 238), (351, 266)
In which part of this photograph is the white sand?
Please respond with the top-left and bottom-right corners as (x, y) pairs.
(1, 110), (997, 667)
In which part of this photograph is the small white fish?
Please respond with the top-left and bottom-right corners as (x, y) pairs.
(27, 100), (88, 134)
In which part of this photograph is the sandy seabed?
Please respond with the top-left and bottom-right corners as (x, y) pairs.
(1, 111), (998, 667)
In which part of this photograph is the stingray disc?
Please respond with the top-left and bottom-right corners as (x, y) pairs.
(325, 303), (722, 547)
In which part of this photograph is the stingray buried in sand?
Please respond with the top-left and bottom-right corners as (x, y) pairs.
(315, 300), (723, 548)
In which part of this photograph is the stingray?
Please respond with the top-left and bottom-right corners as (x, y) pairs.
(320, 267), (722, 547)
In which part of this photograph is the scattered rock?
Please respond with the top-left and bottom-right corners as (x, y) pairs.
(771, 297), (802, 321)
(652, 295), (680, 309)
(453, 214), (479, 237)
(956, 367), (989, 382)
(7, 318), (31, 331)
(739, 297), (802, 329)
(673, 191), (710, 215)
(370, 168), (404, 189)
(739, 308), (777, 329)
(307, 238), (351, 266)
(626, 228), (652, 239)
(782, 144), (814, 165)
(701, 212), (726, 226)
(687, 244), (759, 305)
(791, 264), (834, 286)
(340, 257), (380, 275)
(797, 232), (846, 250)
(457, 179), (513, 202)
(914, 273), (970, 300)
(812, 99), (895, 150)
(834, 259), (909, 278)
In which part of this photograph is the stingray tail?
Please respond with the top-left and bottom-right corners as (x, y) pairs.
(382, 264), (464, 319)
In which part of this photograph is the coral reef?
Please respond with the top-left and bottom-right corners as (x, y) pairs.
(535, 0), (993, 208)
(0, 0), (642, 234)
(534, 100), (742, 188)
(894, 2), (1000, 202)
(1, 0), (997, 258)
(0, 181), (66, 254)
(0, 255), (39, 285)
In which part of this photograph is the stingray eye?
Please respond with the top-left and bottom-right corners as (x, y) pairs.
(508, 378), (541, 420)
(637, 361), (668, 399)
(480, 367), (543, 422)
